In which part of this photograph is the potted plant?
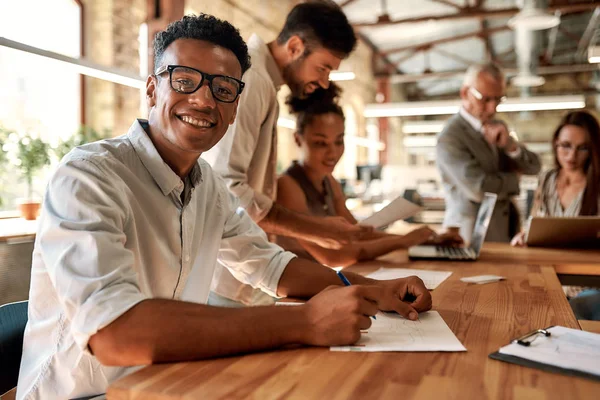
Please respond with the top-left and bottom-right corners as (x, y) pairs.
(6, 131), (51, 220)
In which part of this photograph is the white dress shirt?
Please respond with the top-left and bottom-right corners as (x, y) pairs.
(202, 34), (286, 306)
(16, 120), (295, 400)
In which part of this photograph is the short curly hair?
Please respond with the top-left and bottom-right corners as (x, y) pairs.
(153, 14), (251, 75)
(287, 83), (345, 135)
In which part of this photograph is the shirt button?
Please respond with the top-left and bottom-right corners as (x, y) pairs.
(184, 254), (190, 262)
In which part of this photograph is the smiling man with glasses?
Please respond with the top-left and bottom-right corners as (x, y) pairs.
(16, 14), (431, 400)
(436, 63), (541, 244)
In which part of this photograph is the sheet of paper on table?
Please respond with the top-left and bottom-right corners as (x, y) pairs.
(360, 196), (422, 229)
(331, 311), (466, 352)
(367, 268), (452, 290)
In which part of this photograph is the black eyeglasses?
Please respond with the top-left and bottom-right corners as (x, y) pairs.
(154, 65), (245, 103)
(469, 86), (507, 105)
(556, 142), (590, 155)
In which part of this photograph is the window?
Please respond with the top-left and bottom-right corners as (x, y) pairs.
(0, 0), (81, 210)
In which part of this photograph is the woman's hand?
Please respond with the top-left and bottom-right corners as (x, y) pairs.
(511, 231), (527, 247)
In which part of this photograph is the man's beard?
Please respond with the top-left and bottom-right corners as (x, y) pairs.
(283, 57), (308, 98)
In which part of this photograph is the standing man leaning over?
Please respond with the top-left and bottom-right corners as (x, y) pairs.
(436, 63), (541, 243)
(203, 2), (365, 306)
(17, 14), (430, 400)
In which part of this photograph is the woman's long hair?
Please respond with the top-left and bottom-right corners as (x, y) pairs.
(552, 110), (600, 215)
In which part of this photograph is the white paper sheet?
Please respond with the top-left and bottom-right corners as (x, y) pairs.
(367, 268), (452, 290)
(499, 326), (600, 377)
(360, 197), (422, 229)
(331, 311), (466, 352)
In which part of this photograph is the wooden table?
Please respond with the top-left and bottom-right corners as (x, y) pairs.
(478, 243), (600, 276)
(371, 243), (600, 278)
(108, 260), (600, 399)
(0, 218), (37, 243)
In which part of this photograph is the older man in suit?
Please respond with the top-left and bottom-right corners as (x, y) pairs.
(436, 63), (541, 243)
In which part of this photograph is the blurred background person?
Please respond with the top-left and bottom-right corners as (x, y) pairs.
(276, 84), (462, 267)
(512, 110), (600, 321)
(436, 63), (541, 244)
(512, 110), (600, 246)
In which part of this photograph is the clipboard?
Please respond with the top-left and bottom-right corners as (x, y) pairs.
(488, 326), (600, 382)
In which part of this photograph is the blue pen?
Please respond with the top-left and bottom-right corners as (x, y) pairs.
(336, 270), (376, 320)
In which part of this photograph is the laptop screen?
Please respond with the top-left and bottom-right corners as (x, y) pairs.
(470, 193), (498, 255)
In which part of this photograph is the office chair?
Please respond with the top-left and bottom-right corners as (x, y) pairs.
(0, 300), (28, 396)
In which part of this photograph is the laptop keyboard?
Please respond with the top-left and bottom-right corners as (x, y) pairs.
(435, 246), (474, 260)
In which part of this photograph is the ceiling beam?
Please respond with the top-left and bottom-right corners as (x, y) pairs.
(558, 26), (581, 43)
(480, 20), (497, 62)
(576, 7), (600, 61)
(352, 3), (599, 27)
(392, 49), (420, 67)
(543, 11), (562, 63)
(355, 31), (401, 75)
(381, 26), (509, 56)
(431, 47), (475, 67)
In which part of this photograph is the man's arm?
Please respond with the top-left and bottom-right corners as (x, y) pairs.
(506, 143), (541, 175)
(437, 133), (519, 202)
(90, 257), (430, 366)
(483, 121), (541, 176)
(258, 202), (372, 249)
(275, 175), (432, 266)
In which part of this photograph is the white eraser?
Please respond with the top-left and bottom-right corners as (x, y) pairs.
(460, 275), (505, 284)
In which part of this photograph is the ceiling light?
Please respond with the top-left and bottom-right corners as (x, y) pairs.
(497, 96), (585, 112)
(329, 71), (356, 81)
(588, 46), (600, 64)
(364, 95), (585, 118)
(402, 121), (446, 134)
(346, 136), (385, 150)
(0, 36), (146, 88)
(511, 74), (546, 87)
(508, 8), (560, 31)
(403, 136), (436, 148)
(365, 100), (460, 117)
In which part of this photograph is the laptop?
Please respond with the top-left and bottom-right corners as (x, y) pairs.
(526, 216), (600, 248)
(408, 192), (498, 261)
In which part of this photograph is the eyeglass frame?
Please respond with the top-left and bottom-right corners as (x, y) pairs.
(555, 141), (590, 155)
(468, 86), (507, 105)
(154, 64), (245, 103)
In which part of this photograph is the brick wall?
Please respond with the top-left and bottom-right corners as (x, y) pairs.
(82, 0), (146, 137)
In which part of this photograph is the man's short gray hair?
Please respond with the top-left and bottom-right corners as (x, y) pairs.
(462, 63), (504, 87)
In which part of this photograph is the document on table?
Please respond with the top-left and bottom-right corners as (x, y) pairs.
(367, 268), (452, 290)
(360, 196), (422, 229)
(331, 311), (466, 352)
(494, 326), (600, 378)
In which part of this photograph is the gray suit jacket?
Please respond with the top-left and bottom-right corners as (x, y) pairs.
(436, 113), (541, 243)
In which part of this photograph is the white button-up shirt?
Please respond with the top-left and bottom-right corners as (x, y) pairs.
(16, 120), (295, 400)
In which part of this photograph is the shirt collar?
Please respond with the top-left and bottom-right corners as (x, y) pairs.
(127, 119), (203, 196)
(248, 34), (285, 90)
(459, 107), (483, 134)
